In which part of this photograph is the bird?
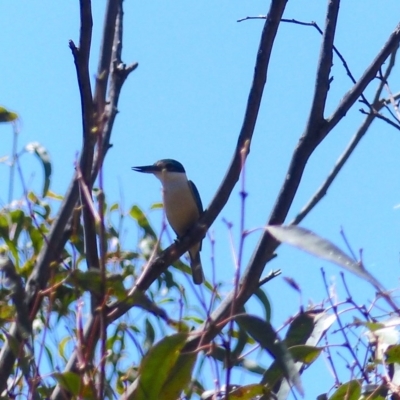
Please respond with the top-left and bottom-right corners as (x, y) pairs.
(132, 159), (204, 284)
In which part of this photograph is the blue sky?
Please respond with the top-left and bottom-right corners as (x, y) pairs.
(1, 1), (400, 398)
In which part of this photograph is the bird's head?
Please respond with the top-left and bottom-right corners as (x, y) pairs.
(132, 159), (186, 184)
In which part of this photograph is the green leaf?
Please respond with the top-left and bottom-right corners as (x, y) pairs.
(25, 142), (52, 197)
(236, 313), (283, 355)
(352, 318), (385, 332)
(46, 190), (63, 200)
(0, 106), (18, 122)
(289, 345), (322, 364)
(267, 225), (385, 291)
(129, 205), (157, 238)
(262, 361), (284, 391)
(329, 380), (361, 400)
(275, 311), (335, 399)
(228, 384), (268, 399)
(52, 372), (96, 399)
(0, 214), (10, 240)
(28, 224), (44, 254)
(132, 333), (188, 400)
(386, 345), (400, 363)
(51, 285), (77, 319)
(236, 314), (303, 396)
(10, 211), (33, 250)
(261, 346), (322, 392)
(110, 202), (119, 212)
(67, 270), (102, 294)
(125, 291), (168, 320)
(254, 288), (271, 322)
(52, 372), (81, 395)
(105, 273), (127, 299)
(161, 353), (197, 400)
(284, 312), (315, 348)
(144, 318), (155, 350)
(58, 336), (72, 361)
(231, 325), (249, 360)
(0, 302), (16, 321)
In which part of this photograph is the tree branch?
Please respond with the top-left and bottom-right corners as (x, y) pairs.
(0, 0), (138, 393)
(123, 0), (290, 395)
(49, 1), (138, 398)
(70, 0), (93, 140)
(290, 37), (400, 225)
(327, 23), (400, 130)
(182, 1), (400, 356)
(307, 0), (339, 131)
(93, 0), (119, 109)
(48, 1), (290, 394)
(129, 0), (288, 292)
(71, 1), (100, 314)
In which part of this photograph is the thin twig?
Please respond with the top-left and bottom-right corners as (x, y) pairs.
(369, 109), (400, 132)
(225, 140), (250, 392)
(268, 0), (341, 229)
(281, 19), (368, 103)
(321, 269), (370, 382)
(291, 46), (399, 224)
(238, 16), (369, 104)
(8, 123), (19, 205)
(327, 23), (400, 130)
(93, 0), (119, 110)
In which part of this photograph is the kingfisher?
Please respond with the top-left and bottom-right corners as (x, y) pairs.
(132, 159), (204, 284)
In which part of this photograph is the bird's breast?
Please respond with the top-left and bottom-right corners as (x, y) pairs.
(163, 184), (200, 236)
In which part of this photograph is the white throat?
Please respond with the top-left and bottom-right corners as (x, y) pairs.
(154, 171), (188, 188)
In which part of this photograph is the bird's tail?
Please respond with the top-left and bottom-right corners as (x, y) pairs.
(189, 249), (204, 285)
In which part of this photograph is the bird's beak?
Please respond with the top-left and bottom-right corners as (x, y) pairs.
(132, 165), (161, 174)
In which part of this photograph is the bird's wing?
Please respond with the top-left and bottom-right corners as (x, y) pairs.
(188, 180), (203, 251)
(188, 180), (203, 214)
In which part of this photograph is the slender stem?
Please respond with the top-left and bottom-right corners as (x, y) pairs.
(225, 141), (250, 397)
(321, 268), (370, 382)
(8, 123), (19, 205)
(97, 110), (107, 400)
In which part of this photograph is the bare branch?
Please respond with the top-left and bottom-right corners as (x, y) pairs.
(70, 0), (93, 139)
(290, 46), (400, 224)
(327, 23), (400, 130)
(237, 15), (267, 23)
(264, 1), (341, 234)
(99, 4), (138, 157)
(281, 18), (371, 108)
(93, 0), (119, 109)
(370, 109), (400, 131)
(307, 0), (340, 127)
(68, 2), (101, 318)
(291, 112), (375, 225)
